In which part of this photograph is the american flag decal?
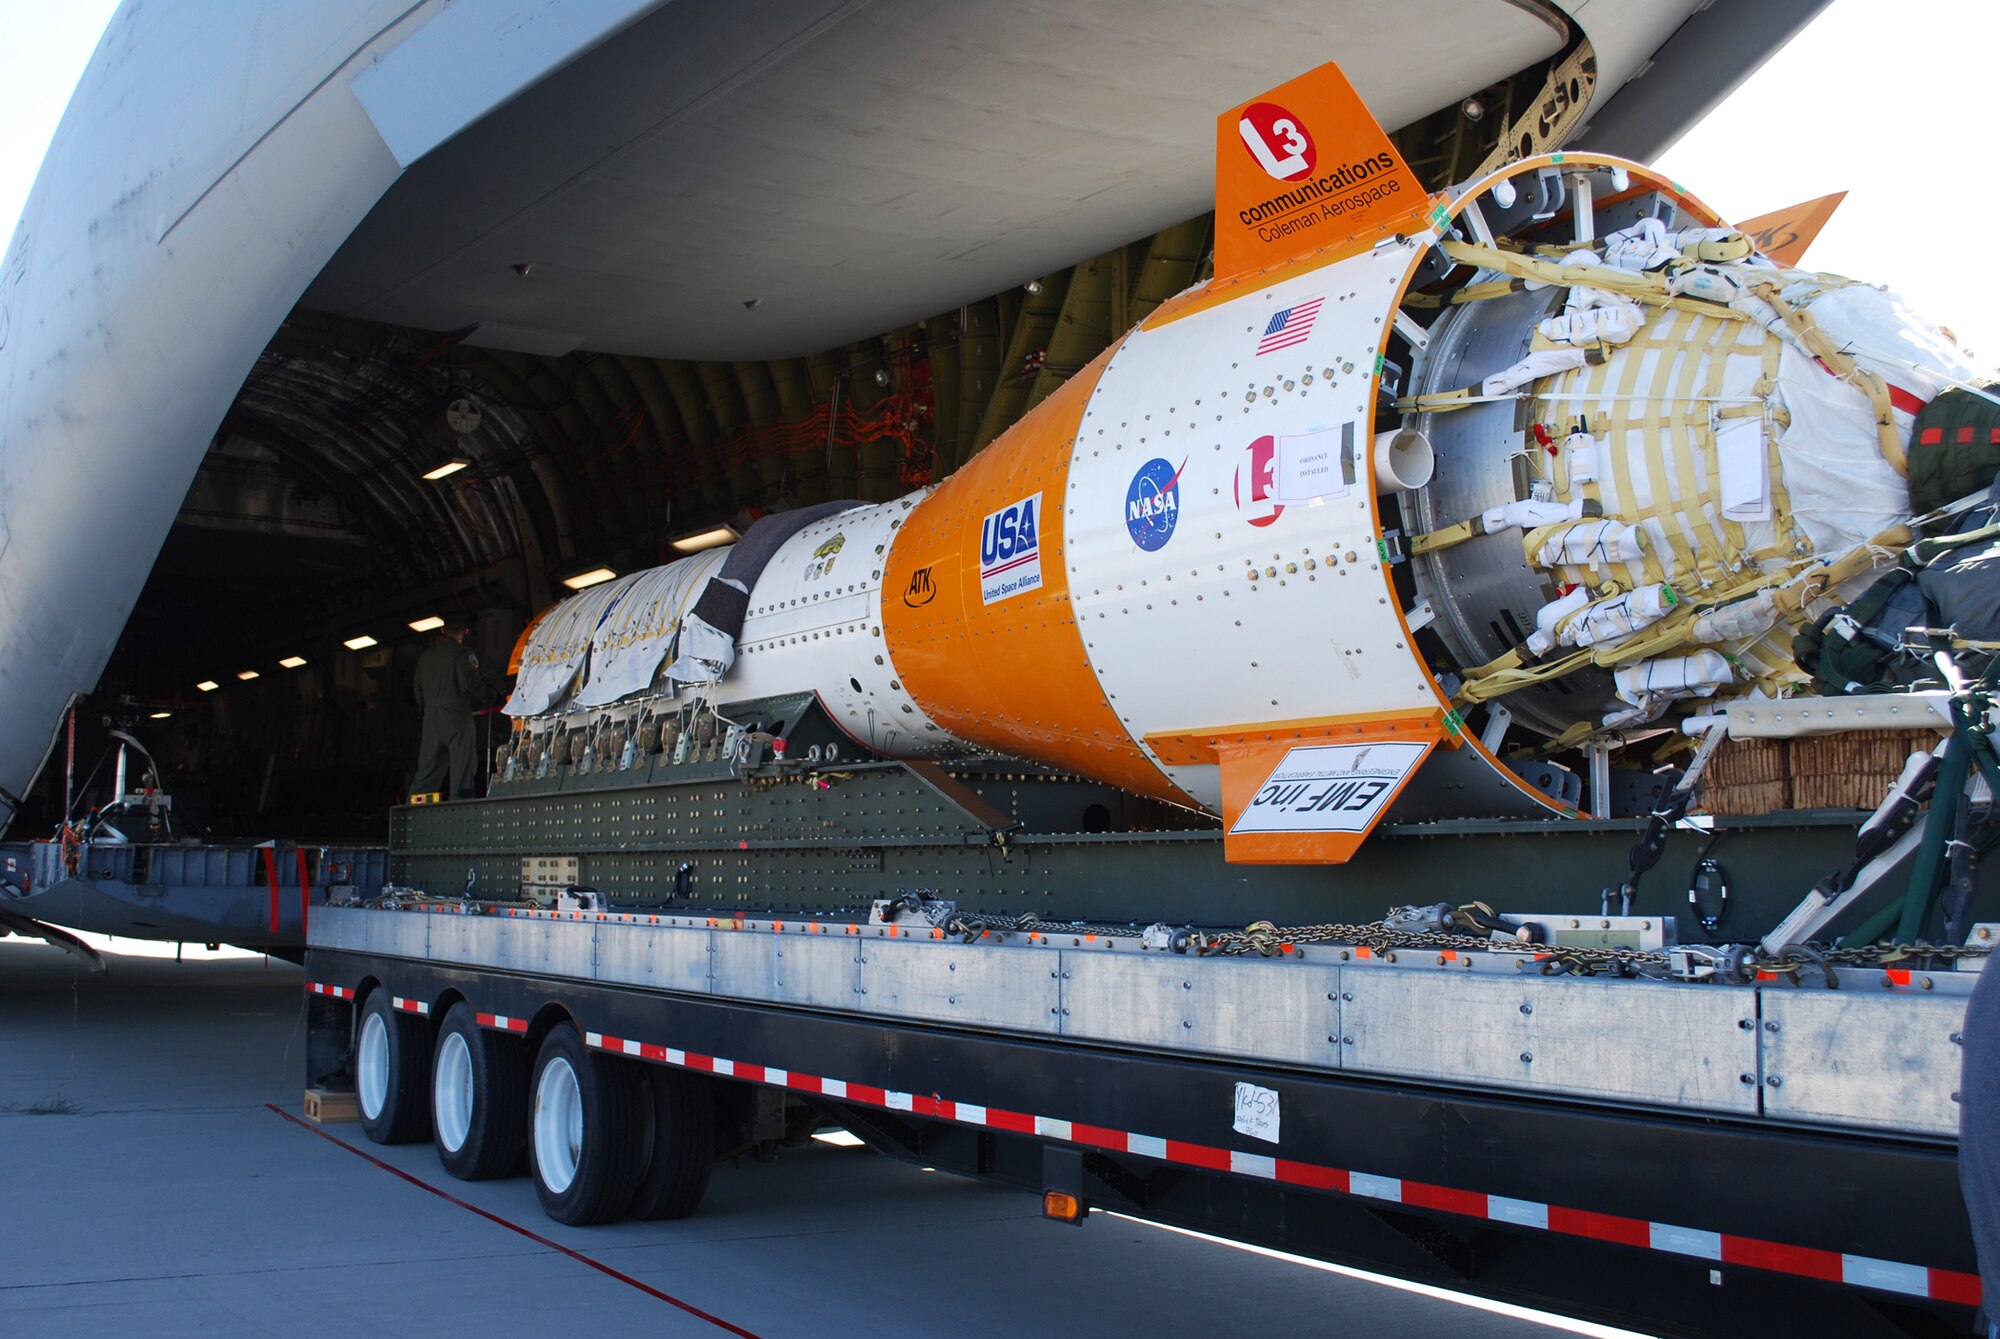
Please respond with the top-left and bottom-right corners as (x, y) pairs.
(1257, 296), (1324, 356)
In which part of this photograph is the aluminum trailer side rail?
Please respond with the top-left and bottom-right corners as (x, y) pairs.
(304, 904), (1980, 1337)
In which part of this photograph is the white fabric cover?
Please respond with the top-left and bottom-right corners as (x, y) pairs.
(1525, 586), (1591, 657)
(1614, 651), (1735, 704)
(1691, 590), (1779, 644)
(1539, 302), (1644, 348)
(1566, 583), (1677, 649)
(504, 578), (634, 718)
(576, 556), (725, 707)
(1766, 343), (1910, 556)
(1482, 497), (1579, 534)
(1533, 519), (1647, 569)
(1481, 348), (1587, 396)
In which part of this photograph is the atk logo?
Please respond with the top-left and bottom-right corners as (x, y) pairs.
(1238, 101), (1316, 183)
(902, 563), (938, 608)
(1233, 435), (1283, 528)
(1124, 457), (1185, 552)
(979, 493), (1043, 605)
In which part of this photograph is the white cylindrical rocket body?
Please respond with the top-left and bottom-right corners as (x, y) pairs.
(505, 154), (1970, 861)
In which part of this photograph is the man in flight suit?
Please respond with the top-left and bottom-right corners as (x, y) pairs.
(413, 618), (481, 799)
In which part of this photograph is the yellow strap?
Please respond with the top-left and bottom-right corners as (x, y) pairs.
(1408, 519), (1481, 555)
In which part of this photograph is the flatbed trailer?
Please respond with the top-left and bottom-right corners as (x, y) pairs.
(303, 810), (1986, 1339)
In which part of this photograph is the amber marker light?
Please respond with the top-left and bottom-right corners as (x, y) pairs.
(1042, 1190), (1084, 1223)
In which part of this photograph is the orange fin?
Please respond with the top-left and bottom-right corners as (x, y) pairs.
(1736, 190), (1846, 267)
(1213, 62), (1436, 284)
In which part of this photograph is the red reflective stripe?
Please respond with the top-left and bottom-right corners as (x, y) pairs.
(296, 848), (311, 936)
(1959, 427), (1977, 445)
(1929, 1267), (1983, 1306)
(1722, 1235), (1844, 1282)
(469, 1013), (1980, 1303)
(264, 847), (281, 935)
(1920, 427), (1945, 446)
(1165, 1141), (1231, 1172)
(1070, 1122), (1127, 1151)
(1276, 1160), (1348, 1192)
(1888, 384), (1926, 416)
(1402, 1182), (1489, 1219)
(984, 1108), (1036, 1135)
(1549, 1206), (1651, 1249)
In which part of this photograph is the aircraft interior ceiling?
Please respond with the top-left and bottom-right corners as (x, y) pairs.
(22, 0), (1826, 839)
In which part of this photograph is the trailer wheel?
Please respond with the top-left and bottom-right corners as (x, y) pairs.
(628, 1066), (715, 1220)
(528, 1024), (644, 1224)
(431, 1003), (527, 1180)
(356, 990), (432, 1145)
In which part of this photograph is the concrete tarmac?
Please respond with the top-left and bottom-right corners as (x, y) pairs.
(0, 938), (1645, 1338)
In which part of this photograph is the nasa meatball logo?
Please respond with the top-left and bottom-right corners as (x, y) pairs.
(979, 493), (1043, 605)
(1233, 435), (1283, 528)
(1238, 101), (1316, 183)
(1125, 457), (1185, 552)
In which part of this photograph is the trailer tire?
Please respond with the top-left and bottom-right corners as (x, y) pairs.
(528, 1024), (644, 1224)
(431, 1003), (527, 1180)
(356, 990), (432, 1145)
(628, 1066), (715, 1220)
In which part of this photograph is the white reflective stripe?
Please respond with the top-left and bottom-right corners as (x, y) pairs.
(955, 1103), (988, 1126)
(713, 1059), (735, 1077)
(886, 1091), (914, 1112)
(1127, 1133), (1167, 1160)
(667, 1048), (687, 1066)
(585, 1031), (604, 1046)
(1841, 1255), (1930, 1297)
(1230, 1151), (1277, 1179)
(821, 1078), (847, 1098)
(1036, 1116), (1072, 1142)
(765, 1068), (787, 1086)
(1651, 1223), (1722, 1260)
(1348, 1172), (1402, 1202)
(622, 1039), (642, 1056)
(1487, 1196), (1549, 1230)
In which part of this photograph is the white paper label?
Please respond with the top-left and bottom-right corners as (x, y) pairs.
(1272, 423), (1353, 502)
(1230, 740), (1431, 835)
(1233, 1081), (1281, 1144)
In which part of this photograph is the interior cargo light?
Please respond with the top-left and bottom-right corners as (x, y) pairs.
(562, 566), (618, 590)
(422, 460), (468, 481)
(148, 711), (171, 720)
(669, 525), (739, 554)
(408, 615), (445, 632)
(195, 680), (219, 692)
(236, 670), (260, 681)
(344, 635), (379, 650)
(279, 655), (307, 668)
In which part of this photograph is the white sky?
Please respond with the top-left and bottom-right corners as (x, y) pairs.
(1, 0), (1994, 359)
